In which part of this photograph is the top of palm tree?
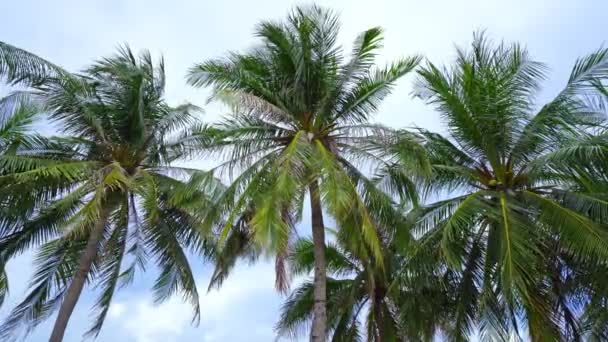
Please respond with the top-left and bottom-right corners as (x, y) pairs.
(184, 5), (423, 285)
(188, 5), (420, 132)
(409, 32), (608, 197)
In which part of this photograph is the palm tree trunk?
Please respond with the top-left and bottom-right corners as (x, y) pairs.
(309, 181), (327, 342)
(49, 211), (108, 342)
(373, 287), (387, 342)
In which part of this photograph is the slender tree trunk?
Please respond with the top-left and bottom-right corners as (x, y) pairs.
(373, 287), (387, 342)
(309, 181), (327, 342)
(49, 211), (108, 342)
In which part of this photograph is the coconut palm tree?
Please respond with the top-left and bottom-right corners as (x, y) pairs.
(397, 33), (608, 340)
(0, 43), (220, 341)
(187, 5), (422, 340)
(275, 230), (456, 341)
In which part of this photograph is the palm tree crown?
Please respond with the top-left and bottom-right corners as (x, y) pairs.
(401, 33), (608, 340)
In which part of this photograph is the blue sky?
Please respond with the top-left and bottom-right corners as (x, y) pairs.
(1, 0), (607, 341)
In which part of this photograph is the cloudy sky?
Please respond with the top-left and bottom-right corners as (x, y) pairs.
(1, 0), (606, 341)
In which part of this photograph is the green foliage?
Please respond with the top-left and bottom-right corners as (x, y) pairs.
(2, 10), (608, 342)
(395, 32), (608, 340)
(0, 43), (222, 339)
(278, 238), (369, 341)
(277, 232), (456, 341)
(187, 5), (420, 293)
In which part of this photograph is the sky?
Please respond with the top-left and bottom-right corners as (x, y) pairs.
(1, 0), (607, 341)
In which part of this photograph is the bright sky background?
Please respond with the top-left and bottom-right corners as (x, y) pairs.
(1, 1), (607, 341)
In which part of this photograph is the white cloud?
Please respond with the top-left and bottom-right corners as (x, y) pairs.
(107, 262), (280, 342)
(121, 298), (191, 342)
(108, 302), (126, 319)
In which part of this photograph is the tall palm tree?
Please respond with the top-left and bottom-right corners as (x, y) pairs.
(187, 6), (422, 340)
(397, 33), (608, 340)
(0, 43), (219, 341)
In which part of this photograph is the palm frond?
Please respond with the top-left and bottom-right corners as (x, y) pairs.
(289, 238), (359, 277)
(0, 268), (7, 307)
(0, 41), (68, 86)
(0, 237), (86, 340)
(333, 56), (421, 125)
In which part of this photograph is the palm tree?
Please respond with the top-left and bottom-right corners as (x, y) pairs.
(275, 231), (455, 341)
(187, 5), (421, 340)
(397, 33), (608, 340)
(0, 43), (219, 341)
